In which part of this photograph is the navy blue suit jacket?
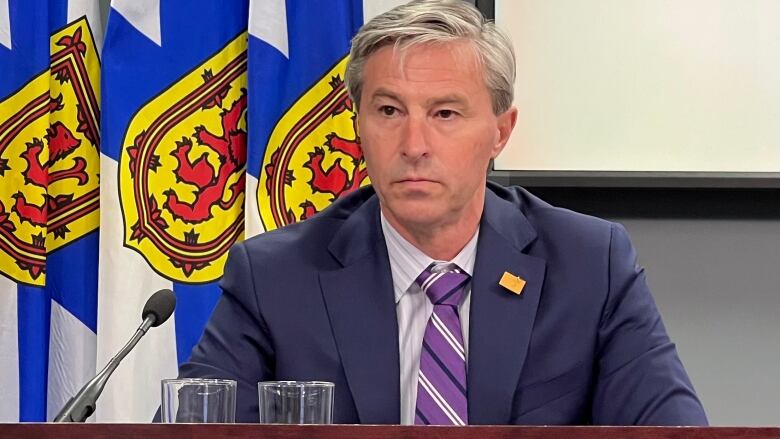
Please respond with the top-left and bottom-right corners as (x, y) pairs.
(179, 183), (707, 425)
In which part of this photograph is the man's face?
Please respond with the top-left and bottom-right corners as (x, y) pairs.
(357, 41), (516, 233)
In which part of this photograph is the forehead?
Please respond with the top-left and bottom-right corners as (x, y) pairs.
(362, 40), (486, 95)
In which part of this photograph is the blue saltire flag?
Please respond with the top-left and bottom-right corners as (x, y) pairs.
(97, 0), (249, 421)
(246, 0), (372, 236)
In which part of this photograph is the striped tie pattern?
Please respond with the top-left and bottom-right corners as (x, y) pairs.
(414, 263), (470, 425)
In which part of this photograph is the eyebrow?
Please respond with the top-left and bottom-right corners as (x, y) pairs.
(425, 94), (469, 107)
(369, 88), (469, 107)
(369, 88), (402, 104)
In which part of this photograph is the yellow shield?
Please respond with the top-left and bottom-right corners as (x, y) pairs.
(258, 56), (369, 231)
(0, 17), (100, 285)
(120, 33), (247, 283)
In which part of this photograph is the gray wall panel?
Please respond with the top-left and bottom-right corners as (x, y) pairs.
(616, 218), (780, 425)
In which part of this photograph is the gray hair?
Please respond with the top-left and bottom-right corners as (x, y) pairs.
(344, 0), (515, 115)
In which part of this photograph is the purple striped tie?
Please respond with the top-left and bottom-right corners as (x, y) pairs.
(414, 263), (470, 425)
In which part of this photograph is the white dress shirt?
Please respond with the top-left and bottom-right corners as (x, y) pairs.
(380, 212), (479, 425)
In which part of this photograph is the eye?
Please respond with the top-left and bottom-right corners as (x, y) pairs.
(380, 105), (398, 117)
(436, 109), (458, 119)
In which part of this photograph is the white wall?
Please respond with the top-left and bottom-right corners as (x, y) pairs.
(495, 0), (780, 173)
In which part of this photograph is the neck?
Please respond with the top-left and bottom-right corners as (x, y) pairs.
(381, 201), (483, 262)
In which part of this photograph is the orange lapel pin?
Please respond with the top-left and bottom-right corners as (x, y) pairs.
(499, 271), (526, 295)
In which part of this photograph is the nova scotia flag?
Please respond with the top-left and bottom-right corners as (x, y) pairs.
(97, 0), (249, 421)
(0, 0), (102, 422)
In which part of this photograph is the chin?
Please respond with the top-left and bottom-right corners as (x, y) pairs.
(391, 206), (445, 229)
(380, 191), (446, 224)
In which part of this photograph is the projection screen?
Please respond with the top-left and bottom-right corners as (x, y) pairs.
(493, 0), (780, 184)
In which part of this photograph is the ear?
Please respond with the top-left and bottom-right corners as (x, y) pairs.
(491, 106), (518, 159)
(354, 112), (364, 153)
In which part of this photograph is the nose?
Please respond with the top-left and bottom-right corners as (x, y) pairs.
(399, 113), (429, 161)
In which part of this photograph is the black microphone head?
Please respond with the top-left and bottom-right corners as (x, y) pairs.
(142, 289), (176, 327)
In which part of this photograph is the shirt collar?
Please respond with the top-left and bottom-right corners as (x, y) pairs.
(380, 210), (479, 304)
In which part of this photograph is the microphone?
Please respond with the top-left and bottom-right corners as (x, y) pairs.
(54, 289), (176, 422)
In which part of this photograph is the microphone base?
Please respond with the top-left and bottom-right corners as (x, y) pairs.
(53, 396), (95, 423)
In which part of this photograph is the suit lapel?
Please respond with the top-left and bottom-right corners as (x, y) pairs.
(319, 196), (400, 424)
(467, 190), (546, 424)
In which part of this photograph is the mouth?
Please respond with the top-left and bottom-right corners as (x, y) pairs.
(397, 177), (436, 183)
(394, 179), (439, 193)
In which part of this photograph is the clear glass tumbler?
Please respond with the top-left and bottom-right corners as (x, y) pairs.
(257, 381), (334, 424)
(161, 378), (236, 423)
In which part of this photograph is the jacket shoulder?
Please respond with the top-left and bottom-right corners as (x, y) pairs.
(236, 185), (377, 265)
(490, 182), (618, 244)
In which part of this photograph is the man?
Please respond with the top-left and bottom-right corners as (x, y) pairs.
(179, 0), (707, 425)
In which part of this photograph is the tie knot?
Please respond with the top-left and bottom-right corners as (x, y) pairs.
(415, 263), (470, 306)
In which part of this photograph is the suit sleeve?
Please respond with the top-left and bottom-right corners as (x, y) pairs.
(592, 223), (708, 425)
(177, 242), (274, 422)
